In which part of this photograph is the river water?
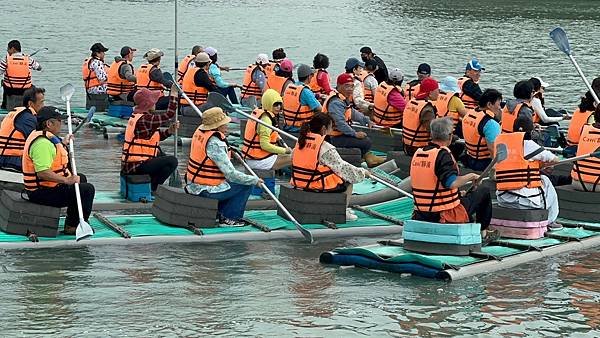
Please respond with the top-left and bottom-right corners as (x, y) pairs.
(1, 0), (600, 336)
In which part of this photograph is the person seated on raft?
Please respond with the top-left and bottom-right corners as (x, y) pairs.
(0, 86), (45, 172)
(205, 47), (240, 105)
(185, 107), (263, 226)
(402, 77), (438, 156)
(371, 67), (406, 128)
(265, 48), (287, 78)
(322, 73), (386, 167)
(265, 58), (294, 96)
(404, 63), (431, 100)
(106, 46), (137, 103)
(564, 77), (600, 157)
(344, 57), (374, 114)
(571, 105), (600, 192)
(501, 80), (536, 133)
(436, 76), (468, 131)
(357, 59), (379, 105)
(309, 53), (334, 100)
(410, 117), (495, 241)
(457, 57), (485, 110)
(359, 46), (389, 84)
(529, 77), (567, 126)
(22, 106), (95, 235)
(495, 117), (563, 230)
(177, 45), (204, 82)
(461, 89), (503, 172)
(290, 113), (371, 222)
(240, 54), (269, 107)
(281, 64), (322, 132)
(241, 89), (292, 170)
(136, 48), (173, 110)
(180, 52), (216, 114)
(121, 86), (179, 192)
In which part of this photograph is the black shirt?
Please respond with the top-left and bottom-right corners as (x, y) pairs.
(193, 68), (216, 91)
(462, 77), (483, 101)
(373, 55), (389, 83)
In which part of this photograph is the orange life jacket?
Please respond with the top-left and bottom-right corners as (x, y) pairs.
(282, 84), (314, 128)
(0, 107), (33, 157)
(121, 113), (161, 163)
(501, 102), (529, 133)
(82, 57), (107, 89)
(136, 64), (164, 92)
(179, 68), (208, 106)
(435, 92), (460, 126)
(264, 61), (278, 80)
(106, 60), (135, 96)
(357, 71), (375, 102)
(571, 125), (600, 189)
(403, 82), (420, 101)
(241, 109), (279, 160)
(290, 132), (343, 192)
(240, 64), (264, 99)
(462, 109), (494, 160)
(4, 54), (32, 89)
(322, 92), (352, 137)
(372, 82), (404, 127)
(177, 54), (196, 83)
(265, 74), (290, 96)
(186, 130), (228, 186)
(22, 131), (71, 191)
(457, 76), (478, 109)
(309, 69), (329, 95)
(402, 99), (434, 148)
(567, 108), (594, 146)
(494, 132), (542, 191)
(410, 146), (461, 212)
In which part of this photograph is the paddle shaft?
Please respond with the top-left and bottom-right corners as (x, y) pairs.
(173, 0), (179, 157)
(65, 99), (86, 223)
(352, 124), (402, 134)
(29, 47), (48, 57)
(567, 54), (600, 105)
(542, 150), (600, 168)
(370, 174), (414, 199)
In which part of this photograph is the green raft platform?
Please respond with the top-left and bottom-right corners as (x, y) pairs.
(320, 219), (600, 281)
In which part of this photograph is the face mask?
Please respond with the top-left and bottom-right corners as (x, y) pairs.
(361, 56), (369, 62)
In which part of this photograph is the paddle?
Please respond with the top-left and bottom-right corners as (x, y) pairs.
(29, 47), (48, 57)
(542, 146), (600, 168)
(231, 149), (314, 243)
(468, 143), (508, 191)
(550, 27), (600, 105)
(168, 0), (183, 189)
(60, 84), (94, 241)
(72, 106), (96, 135)
(227, 67), (246, 71)
(353, 124), (401, 136)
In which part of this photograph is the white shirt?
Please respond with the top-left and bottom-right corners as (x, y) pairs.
(531, 97), (563, 124)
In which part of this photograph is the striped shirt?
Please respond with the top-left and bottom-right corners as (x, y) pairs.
(0, 52), (41, 77)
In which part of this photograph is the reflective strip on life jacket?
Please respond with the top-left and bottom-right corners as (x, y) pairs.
(22, 130), (71, 191)
(241, 109), (279, 160)
(457, 77), (478, 109)
(180, 68), (208, 106)
(4, 55), (32, 89)
(571, 125), (600, 189)
(0, 107), (28, 157)
(494, 132), (542, 191)
(240, 64), (264, 99)
(290, 132), (343, 192)
(322, 93), (352, 137)
(136, 64), (164, 91)
(106, 60), (136, 96)
(372, 82), (404, 127)
(402, 99), (434, 148)
(186, 130), (228, 185)
(121, 114), (161, 163)
(282, 84), (314, 127)
(462, 109), (493, 160)
(567, 108), (594, 146)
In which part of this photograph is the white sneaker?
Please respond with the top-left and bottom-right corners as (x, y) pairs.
(346, 209), (358, 221)
(346, 208), (356, 215)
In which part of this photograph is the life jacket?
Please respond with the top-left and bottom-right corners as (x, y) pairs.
(410, 146), (461, 212)
(186, 130), (229, 186)
(106, 60), (136, 96)
(494, 132), (542, 191)
(241, 109), (279, 160)
(82, 57), (107, 89)
(240, 64), (264, 99)
(402, 99), (434, 148)
(403, 82), (420, 101)
(457, 77), (478, 109)
(136, 64), (164, 92)
(322, 92), (352, 137)
(265, 74), (290, 96)
(22, 131), (71, 191)
(177, 54), (196, 83)
(372, 82), (403, 127)
(357, 71), (375, 102)
(290, 132), (343, 192)
(179, 68), (208, 106)
(4, 54), (32, 89)
(435, 92), (460, 126)
(0, 107), (32, 157)
(308, 69), (329, 95)
(462, 109), (494, 160)
(264, 61), (279, 79)
(571, 125), (600, 190)
(501, 102), (528, 133)
(282, 84), (314, 127)
(566, 108), (594, 146)
(121, 113), (161, 164)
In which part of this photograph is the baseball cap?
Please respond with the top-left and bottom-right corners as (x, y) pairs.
(37, 106), (64, 125)
(195, 52), (211, 63)
(90, 42), (108, 53)
(416, 77), (439, 99)
(337, 73), (354, 86)
(389, 68), (404, 82)
(204, 47), (217, 56)
(345, 57), (365, 71)
(120, 46), (137, 57)
(466, 57), (485, 71)
(144, 48), (164, 61)
(417, 63), (431, 75)
(297, 64), (313, 79)
(279, 59), (294, 73)
(256, 53), (269, 65)
(535, 77), (549, 88)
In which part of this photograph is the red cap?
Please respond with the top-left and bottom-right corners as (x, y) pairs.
(279, 59), (293, 72)
(416, 77), (439, 99)
(336, 73), (354, 86)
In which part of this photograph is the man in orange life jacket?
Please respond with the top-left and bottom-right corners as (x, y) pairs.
(282, 64), (322, 132)
(571, 105), (600, 192)
(323, 73), (386, 167)
(177, 45), (203, 82)
(240, 53), (269, 107)
(82, 43), (109, 111)
(457, 58), (485, 110)
(107, 46), (137, 103)
(137, 48), (173, 110)
(0, 86), (45, 171)
(411, 117), (494, 239)
(22, 106), (95, 235)
(344, 58), (373, 114)
(179, 52), (216, 115)
(404, 63), (431, 101)
(0, 40), (42, 111)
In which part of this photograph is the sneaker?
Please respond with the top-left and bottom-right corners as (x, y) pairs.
(547, 222), (563, 231)
(346, 209), (358, 222)
(346, 208), (356, 215)
(219, 217), (246, 227)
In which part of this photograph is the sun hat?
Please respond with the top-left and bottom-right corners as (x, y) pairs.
(144, 48), (164, 61)
(256, 53), (269, 65)
(389, 68), (404, 82)
(466, 57), (485, 71)
(279, 59), (294, 72)
(416, 77), (439, 99)
(204, 47), (217, 56)
(195, 52), (210, 63)
(133, 88), (162, 114)
(439, 76), (461, 94)
(199, 107), (231, 130)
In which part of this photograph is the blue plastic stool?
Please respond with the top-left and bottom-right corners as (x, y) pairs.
(120, 174), (153, 202)
(108, 104), (134, 118)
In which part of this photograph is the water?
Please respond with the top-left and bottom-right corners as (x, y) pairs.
(1, 0), (600, 336)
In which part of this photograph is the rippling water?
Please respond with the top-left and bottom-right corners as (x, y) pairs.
(1, 0), (599, 336)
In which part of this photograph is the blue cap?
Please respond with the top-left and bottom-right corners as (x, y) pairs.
(466, 57), (485, 71)
(439, 76), (461, 94)
(345, 57), (365, 71)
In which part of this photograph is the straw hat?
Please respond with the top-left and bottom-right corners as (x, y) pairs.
(199, 107), (231, 130)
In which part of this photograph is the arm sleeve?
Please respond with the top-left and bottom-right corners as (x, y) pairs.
(195, 70), (217, 91)
(524, 140), (558, 162)
(482, 119), (501, 144)
(317, 71), (333, 93)
(387, 89), (406, 111)
(462, 79), (483, 101)
(257, 115), (286, 154)
(29, 138), (56, 172)
(300, 87), (321, 110)
(328, 99), (356, 137)
(207, 138), (258, 185)
(13, 113), (37, 138)
(319, 144), (366, 184)
(210, 65), (230, 88)
(29, 57), (41, 71)
(434, 149), (459, 189)
(351, 106), (370, 126)
(149, 68), (173, 87)
(532, 97), (563, 123)
(120, 63), (137, 82)
(0, 56), (6, 76)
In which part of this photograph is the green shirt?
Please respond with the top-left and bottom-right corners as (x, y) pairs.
(29, 137), (56, 172)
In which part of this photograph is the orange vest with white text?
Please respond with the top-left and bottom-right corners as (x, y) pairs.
(322, 92), (352, 137)
(402, 99), (434, 148)
(462, 109), (494, 160)
(4, 54), (32, 89)
(186, 130), (228, 186)
(566, 108), (594, 146)
(372, 82), (404, 127)
(494, 132), (542, 191)
(241, 109), (279, 160)
(435, 92), (461, 126)
(177, 54), (196, 83)
(121, 113), (161, 164)
(403, 82), (420, 101)
(290, 132), (343, 192)
(571, 125), (600, 189)
(106, 60), (135, 96)
(22, 131), (71, 191)
(282, 84), (314, 127)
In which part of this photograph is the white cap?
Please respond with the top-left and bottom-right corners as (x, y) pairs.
(256, 53), (269, 65)
(389, 68), (404, 82)
(535, 77), (550, 88)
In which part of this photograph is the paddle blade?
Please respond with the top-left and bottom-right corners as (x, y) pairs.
(75, 220), (94, 241)
(207, 92), (236, 113)
(85, 106), (96, 122)
(163, 72), (175, 83)
(59, 83), (75, 102)
(495, 143), (508, 163)
(550, 27), (571, 55)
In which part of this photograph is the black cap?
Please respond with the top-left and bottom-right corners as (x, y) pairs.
(90, 42), (108, 53)
(417, 63), (431, 75)
(120, 46), (137, 57)
(360, 46), (373, 54)
(37, 106), (64, 125)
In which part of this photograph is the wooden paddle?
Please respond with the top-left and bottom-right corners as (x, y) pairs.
(60, 84), (94, 241)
